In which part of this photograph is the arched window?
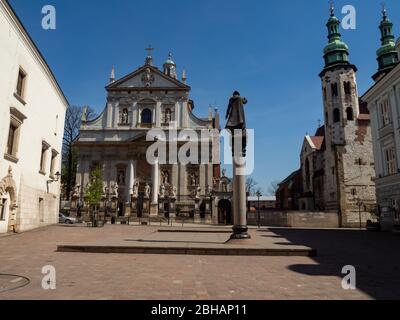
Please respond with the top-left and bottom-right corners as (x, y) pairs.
(346, 107), (354, 121)
(344, 81), (351, 95)
(141, 108), (152, 124)
(333, 108), (340, 123)
(331, 83), (338, 97)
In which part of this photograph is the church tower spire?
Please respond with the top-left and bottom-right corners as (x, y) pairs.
(322, 3), (350, 68)
(109, 66), (115, 84)
(163, 52), (177, 79)
(373, 6), (399, 81)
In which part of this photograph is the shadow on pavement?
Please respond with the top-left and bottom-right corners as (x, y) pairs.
(266, 228), (400, 300)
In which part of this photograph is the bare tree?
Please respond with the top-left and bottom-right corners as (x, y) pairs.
(267, 180), (280, 196)
(246, 177), (258, 196)
(62, 105), (96, 200)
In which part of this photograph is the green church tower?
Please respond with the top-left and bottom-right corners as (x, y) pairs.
(373, 7), (399, 81)
(322, 5), (350, 67)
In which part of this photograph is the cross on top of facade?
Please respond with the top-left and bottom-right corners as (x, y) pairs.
(145, 45), (154, 57)
(329, 0), (334, 16)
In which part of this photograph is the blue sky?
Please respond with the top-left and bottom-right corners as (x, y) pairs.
(8, 0), (400, 193)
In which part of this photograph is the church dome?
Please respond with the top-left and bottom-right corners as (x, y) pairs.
(164, 53), (176, 66)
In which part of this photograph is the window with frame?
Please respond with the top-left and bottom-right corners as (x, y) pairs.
(16, 68), (26, 99)
(380, 99), (391, 127)
(331, 83), (338, 97)
(384, 146), (397, 176)
(39, 141), (50, 174)
(346, 107), (354, 121)
(4, 108), (26, 162)
(333, 108), (340, 123)
(141, 108), (152, 124)
(344, 81), (351, 95)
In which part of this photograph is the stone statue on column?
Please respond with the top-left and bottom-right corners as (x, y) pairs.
(226, 91), (250, 239)
(225, 91), (247, 157)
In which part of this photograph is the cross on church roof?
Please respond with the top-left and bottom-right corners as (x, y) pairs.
(329, 0), (334, 16)
(145, 45), (154, 57)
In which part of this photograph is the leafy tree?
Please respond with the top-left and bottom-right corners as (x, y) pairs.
(84, 167), (104, 223)
(62, 105), (96, 200)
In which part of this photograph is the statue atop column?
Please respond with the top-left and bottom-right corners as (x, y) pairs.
(226, 90), (250, 240)
(225, 91), (248, 157)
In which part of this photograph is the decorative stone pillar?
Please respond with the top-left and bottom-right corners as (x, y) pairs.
(128, 160), (135, 197)
(231, 155), (250, 239)
(151, 160), (159, 216)
(156, 101), (162, 127)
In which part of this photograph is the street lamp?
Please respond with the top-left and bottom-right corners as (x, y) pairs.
(46, 171), (61, 193)
(256, 190), (262, 228)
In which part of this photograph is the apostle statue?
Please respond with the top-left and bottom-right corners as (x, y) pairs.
(132, 181), (139, 198)
(144, 183), (151, 199)
(171, 186), (177, 199)
(159, 184), (166, 198)
(195, 186), (201, 200)
(225, 91), (248, 157)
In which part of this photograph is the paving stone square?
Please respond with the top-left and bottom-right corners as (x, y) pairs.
(0, 224), (399, 300)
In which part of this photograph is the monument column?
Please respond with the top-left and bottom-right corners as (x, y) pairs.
(225, 91), (250, 239)
(151, 160), (159, 215)
(128, 160), (135, 196)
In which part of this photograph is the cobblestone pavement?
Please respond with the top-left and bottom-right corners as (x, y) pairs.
(0, 224), (398, 300)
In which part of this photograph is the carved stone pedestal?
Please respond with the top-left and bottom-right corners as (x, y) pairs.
(231, 156), (251, 239)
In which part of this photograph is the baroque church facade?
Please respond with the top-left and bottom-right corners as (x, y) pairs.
(74, 51), (221, 221)
(295, 8), (377, 227)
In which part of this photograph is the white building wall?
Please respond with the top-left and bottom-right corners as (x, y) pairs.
(0, 0), (68, 233)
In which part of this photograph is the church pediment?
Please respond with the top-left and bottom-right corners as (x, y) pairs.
(106, 65), (190, 91)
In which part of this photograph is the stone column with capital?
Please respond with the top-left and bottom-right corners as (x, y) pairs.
(226, 91), (250, 239)
(150, 160), (159, 216)
(231, 154), (250, 239)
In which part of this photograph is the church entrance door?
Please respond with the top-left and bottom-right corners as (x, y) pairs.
(137, 193), (144, 218)
(218, 199), (232, 225)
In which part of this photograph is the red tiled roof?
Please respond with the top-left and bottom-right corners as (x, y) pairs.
(314, 125), (325, 137)
(310, 136), (325, 150)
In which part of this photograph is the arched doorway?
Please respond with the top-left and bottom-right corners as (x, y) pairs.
(218, 199), (232, 225)
(0, 167), (18, 233)
(0, 193), (10, 233)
